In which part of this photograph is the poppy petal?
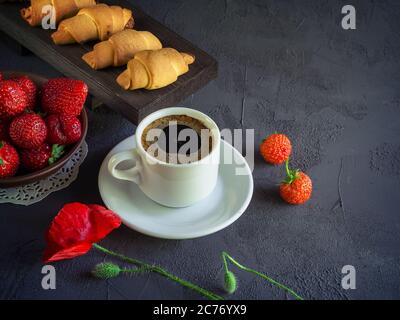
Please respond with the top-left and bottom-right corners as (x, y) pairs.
(43, 203), (122, 263)
(43, 243), (92, 263)
(86, 204), (122, 243)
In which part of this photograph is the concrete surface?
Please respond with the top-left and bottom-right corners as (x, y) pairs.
(0, 0), (399, 299)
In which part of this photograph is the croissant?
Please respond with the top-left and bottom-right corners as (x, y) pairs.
(82, 30), (162, 70)
(117, 48), (195, 91)
(21, 0), (96, 27)
(51, 4), (134, 45)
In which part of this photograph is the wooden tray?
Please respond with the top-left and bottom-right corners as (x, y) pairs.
(0, 0), (218, 124)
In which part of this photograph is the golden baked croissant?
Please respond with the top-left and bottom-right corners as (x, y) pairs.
(82, 29), (162, 70)
(21, 0), (96, 27)
(51, 4), (134, 45)
(117, 48), (195, 90)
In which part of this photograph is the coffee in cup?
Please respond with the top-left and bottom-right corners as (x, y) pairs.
(141, 114), (214, 164)
(108, 107), (220, 208)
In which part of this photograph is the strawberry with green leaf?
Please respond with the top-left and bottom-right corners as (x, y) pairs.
(280, 159), (312, 205)
(20, 144), (64, 172)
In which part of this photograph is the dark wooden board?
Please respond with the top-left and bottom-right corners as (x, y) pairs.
(0, 0), (218, 124)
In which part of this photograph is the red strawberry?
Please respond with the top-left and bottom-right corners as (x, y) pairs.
(0, 120), (9, 141)
(10, 75), (37, 110)
(0, 80), (28, 119)
(280, 160), (312, 205)
(0, 140), (20, 178)
(46, 114), (82, 145)
(260, 133), (292, 165)
(9, 113), (47, 149)
(42, 78), (88, 116)
(20, 144), (64, 172)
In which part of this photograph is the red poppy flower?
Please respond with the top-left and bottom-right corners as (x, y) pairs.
(43, 203), (121, 263)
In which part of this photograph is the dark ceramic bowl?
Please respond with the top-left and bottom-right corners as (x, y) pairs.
(0, 71), (88, 188)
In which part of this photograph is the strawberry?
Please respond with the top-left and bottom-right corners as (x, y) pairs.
(46, 114), (82, 145)
(260, 133), (292, 165)
(10, 75), (37, 110)
(0, 140), (20, 178)
(41, 78), (88, 116)
(0, 120), (9, 141)
(280, 160), (312, 205)
(0, 80), (28, 119)
(20, 144), (64, 172)
(9, 113), (47, 149)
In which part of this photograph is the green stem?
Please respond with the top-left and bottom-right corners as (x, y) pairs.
(285, 158), (291, 178)
(284, 158), (299, 184)
(222, 252), (303, 300)
(93, 243), (223, 300)
(222, 252), (230, 274)
(121, 267), (150, 274)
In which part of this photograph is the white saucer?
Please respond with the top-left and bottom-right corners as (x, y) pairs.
(98, 135), (253, 239)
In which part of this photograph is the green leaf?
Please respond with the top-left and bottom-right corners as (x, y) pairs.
(49, 144), (65, 165)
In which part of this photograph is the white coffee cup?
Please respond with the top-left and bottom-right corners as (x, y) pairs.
(108, 107), (221, 207)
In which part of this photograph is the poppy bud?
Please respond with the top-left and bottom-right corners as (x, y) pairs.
(92, 262), (121, 279)
(223, 270), (237, 294)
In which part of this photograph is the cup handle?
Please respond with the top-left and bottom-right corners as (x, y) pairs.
(108, 149), (142, 185)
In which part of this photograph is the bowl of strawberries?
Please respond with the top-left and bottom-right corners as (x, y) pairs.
(0, 71), (88, 188)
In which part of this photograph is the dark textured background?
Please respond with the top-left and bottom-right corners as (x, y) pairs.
(0, 0), (399, 300)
